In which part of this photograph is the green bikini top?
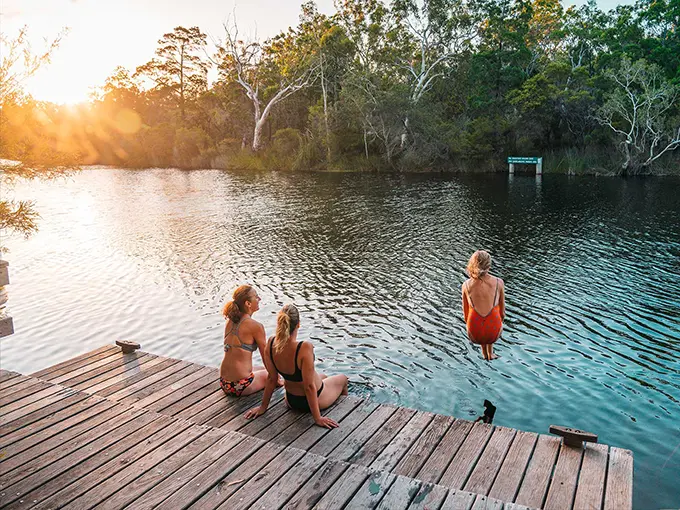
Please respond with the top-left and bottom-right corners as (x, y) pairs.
(224, 320), (257, 353)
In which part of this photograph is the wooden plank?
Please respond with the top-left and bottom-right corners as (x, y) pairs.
(573, 443), (609, 510)
(213, 446), (308, 510)
(64, 352), (156, 390)
(91, 357), (184, 398)
(544, 443), (585, 510)
(254, 404), (309, 441)
(0, 410), (157, 507)
(325, 404), (398, 461)
(0, 399), (116, 463)
(128, 431), (252, 510)
(227, 398), (290, 434)
(371, 411), (434, 472)
(0, 404), (147, 485)
(465, 426), (517, 495)
(440, 422), (494, 489)
(102, 360), (193, 401)
(43, 351), (125, 383)
(350, 407), (416, 466)
(51, 351), (151, 386)
(488, 431), (538, 502)
(407, 483), (449, 510)
(172, 440), (280, 509)
(0, 379), (47, 404)
(96, 428), (228, 510)
(205, 390), (284, 429)
(375, 474), (422, 510)
(310, 463), (370, 510)
(0, 384), (63, 413)
(272, 396), (362, 447)
(395, 414), (455, 479)
(514, 435), (561, 509)
(8, 414), (172, 510)
(603, 447), (633, 510)
(0, 394), (107, 449)
(161, 378), (222, 417)
(236, 452), (326, 510)
(440, 489), (476, 510)
(120, 363), (206, 407)
(184, 391), (250, 426)
(303, 401), (378, 455)
(143, 368), (217, 413)
(471, 494), (504, 510)
(0, 374), (33, 393)
(0, 392), (88, 436)
(283, 459), (350, 510)
(344, 469), (396, 509)
(54, 421), (201, 509)
(0, 388), (78, 427)
(413, 418), (471, 483)
(173, 387), (227, 421)
(29, 345), (118, 378)
(505, 504), (535, 510)
(0, 369), (21, 384)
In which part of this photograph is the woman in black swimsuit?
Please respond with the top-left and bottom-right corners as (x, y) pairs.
(244, 304), (348, 428)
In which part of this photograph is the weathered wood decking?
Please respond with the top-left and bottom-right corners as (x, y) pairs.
(0, 344), (633, 509)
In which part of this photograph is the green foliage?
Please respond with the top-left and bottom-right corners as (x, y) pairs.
(4, 1), (680, 176)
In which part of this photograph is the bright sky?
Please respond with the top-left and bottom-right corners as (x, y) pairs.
(3, 0), (630, 104)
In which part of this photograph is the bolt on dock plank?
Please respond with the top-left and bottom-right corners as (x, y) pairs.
(0, 344), (633, 509)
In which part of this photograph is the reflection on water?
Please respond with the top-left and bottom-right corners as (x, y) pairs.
(2, 169), (679, 509)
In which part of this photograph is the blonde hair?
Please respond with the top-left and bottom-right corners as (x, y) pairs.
(467, 250), (492, 279)
(222, 285), (255, 323)
(274, 304), (300, 354)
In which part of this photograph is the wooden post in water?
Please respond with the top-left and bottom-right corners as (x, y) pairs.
(0, 260), (14, 338)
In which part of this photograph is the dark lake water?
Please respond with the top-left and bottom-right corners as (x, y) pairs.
(2, 169), (679, 509)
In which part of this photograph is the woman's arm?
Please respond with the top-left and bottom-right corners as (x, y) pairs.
(245, 336), (278, 419)
(462, 281), (470, 322)
(498, 279), (506, 320)
(300, 343), (338, 429)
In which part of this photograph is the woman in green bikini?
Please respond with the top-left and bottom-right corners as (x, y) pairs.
(219, 285), (270, 396)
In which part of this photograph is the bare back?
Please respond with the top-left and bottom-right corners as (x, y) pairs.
(220, 317), (264, 381)
(464, 275), (504, 316)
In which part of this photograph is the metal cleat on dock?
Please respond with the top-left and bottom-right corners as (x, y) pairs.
(549, 425), (598, 448)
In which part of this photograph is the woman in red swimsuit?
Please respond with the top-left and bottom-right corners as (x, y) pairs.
(462, 250), (505, 360)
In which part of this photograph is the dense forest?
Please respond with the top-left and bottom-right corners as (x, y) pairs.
(2, 0), (679, 177)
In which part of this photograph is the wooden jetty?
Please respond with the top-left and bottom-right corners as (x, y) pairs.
(0, 344), (633, 509)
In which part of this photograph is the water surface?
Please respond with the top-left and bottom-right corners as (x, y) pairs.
(2, 169), (679, 509)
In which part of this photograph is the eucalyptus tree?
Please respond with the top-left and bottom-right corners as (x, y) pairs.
(135, 26), (209, 122)
(597, 57), (680, 174)
(217, 19), (318, 151)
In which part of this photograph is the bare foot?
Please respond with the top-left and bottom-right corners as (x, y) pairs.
(489, 353), (500, 360)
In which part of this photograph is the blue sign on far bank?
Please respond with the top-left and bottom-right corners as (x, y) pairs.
(508, 156), (541, 164)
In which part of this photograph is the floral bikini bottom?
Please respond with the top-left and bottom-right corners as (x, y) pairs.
(220, 373), (254, 397)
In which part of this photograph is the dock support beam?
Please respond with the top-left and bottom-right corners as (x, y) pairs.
(509, 163), (515, 174)
(536, 157), (543, 175)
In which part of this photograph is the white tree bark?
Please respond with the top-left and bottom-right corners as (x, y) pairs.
(219, 21), (316, 151)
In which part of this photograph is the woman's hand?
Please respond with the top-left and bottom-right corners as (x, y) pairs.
(314, 416), (339, 429)
(244, 406), (266, 420)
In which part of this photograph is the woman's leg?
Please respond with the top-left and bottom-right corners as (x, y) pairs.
(317, 374), (349, 409)
(240, 369), (268, 396)
(488, 344), (499, 360)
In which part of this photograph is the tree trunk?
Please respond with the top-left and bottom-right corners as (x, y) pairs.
(252, 118), (266, 151)
(320, 56), (332, 165)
